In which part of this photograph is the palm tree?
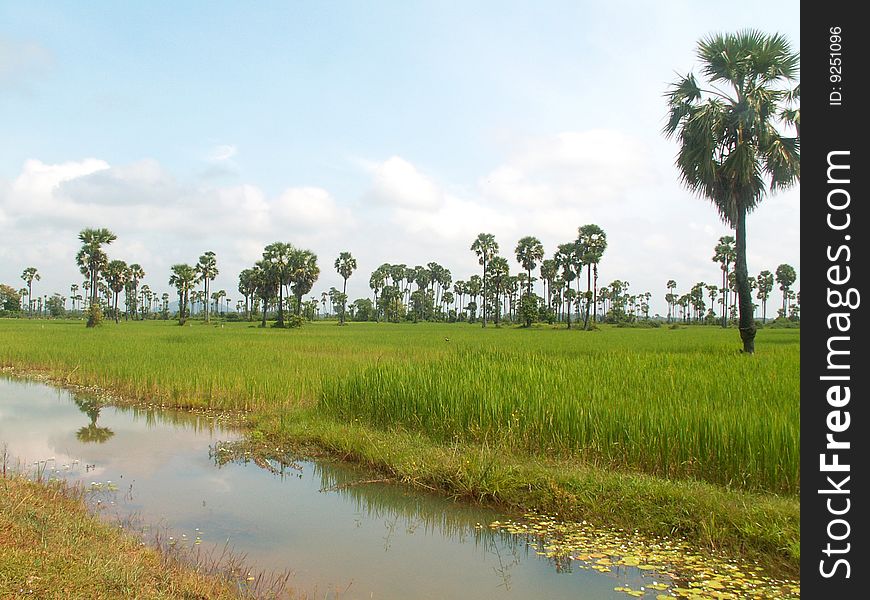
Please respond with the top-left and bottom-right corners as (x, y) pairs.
(756, 270), (774, 322)
(125, 263), (145, 320)
(168, 264), (196, 325)
(69, 283), (79, 312)
(263, 243), (294, 327)
(211, 290), (226, 316)
(471, 233), (498, 327)
(252, 261), (274, 327)
(77, 228), (117, 327)
(577, 224), (607, 328)
(334, 252), (357, 325)
(238, 268), (256, 321)
(665, 31), (800, 353)
(712, 236), (736, 327)
(291, 248), (320, 316)
(514, 236), (544, 297)
(20, 267), (40, 318)
(539, 259), (557, 313)
(775, 263), (797, 317)
(706, 284), (719, 320)
(666, 280), (677, 322)
(488, 256), (509, 326)
(138, 284), (151, 319)
(195, 251), (218, 324)
(553, 243), (577, 328)
(466, 275), (482, 323)
(104, 259), (128, 323)
(369, 267), (386, 322)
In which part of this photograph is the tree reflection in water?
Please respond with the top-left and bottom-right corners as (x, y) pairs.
(73, 395), (115, 444)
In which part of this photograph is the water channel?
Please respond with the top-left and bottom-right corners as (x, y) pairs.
(1, 377), (671, 599)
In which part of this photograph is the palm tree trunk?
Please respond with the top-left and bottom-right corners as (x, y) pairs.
(481, 259), (487, 328)
(341, 278), (348, 324)
(735, 208), (756, 353)
(583, 268), (592, 329)
(592, 264), (598, 324)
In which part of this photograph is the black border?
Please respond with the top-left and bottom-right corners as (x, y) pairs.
(802, 6), (866, 595)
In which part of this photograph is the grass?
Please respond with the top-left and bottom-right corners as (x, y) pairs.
(0, 318), (800, 574)
(0, 474), (241, 599)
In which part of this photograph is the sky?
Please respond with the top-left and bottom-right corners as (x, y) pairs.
(0, 1), (800, 316)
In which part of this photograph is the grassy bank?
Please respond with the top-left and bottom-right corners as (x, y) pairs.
(0, 319), (800, 574)
(0, 475), (240, 599)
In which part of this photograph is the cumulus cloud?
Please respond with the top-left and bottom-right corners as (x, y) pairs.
(479, 129), (655, 209)
(364, 156), (443, 210)
(58, 159), (176, 206)
(274, 186), (345, 228)
(0, 157), (357, 299)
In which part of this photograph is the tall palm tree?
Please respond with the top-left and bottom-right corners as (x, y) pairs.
(168, 264), (197, 325)
(104, 259), (128, 323)
(712, 236), (736, 327)
(69, 283), (79, 312)
(775, 263), (797, 317)
(238, 268), (256, 321)
(666, 280), (677, 322)
(263, 243), (294, 327)
(514, 236), (544, 298)
(291, 248), (320, 316)
(334, 251), (357, 325)
(20, 267), (40, 318)
(369, 267), (386, 322)
(577, 224), (607, 329)
(553, 243), (577, 328)
(471, 233), (498, 327)
(77, 228), (117, 327)
(756, 270), (774, 322)
(252, 261), (274, 327)
(488, 256), (509, 326)
(665, 31), (799, 353)
(125, 263), (145, 320)
(195, 251), (218, 323)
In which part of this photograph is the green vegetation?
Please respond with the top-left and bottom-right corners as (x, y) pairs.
(0, 319), (800, 574)
(0, 475), (240, 599)
(664, 30), (800, 353)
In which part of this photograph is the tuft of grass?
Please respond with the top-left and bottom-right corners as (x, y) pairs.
(0, 475), (242, 599)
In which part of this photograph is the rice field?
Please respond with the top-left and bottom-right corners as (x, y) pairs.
(0, 319), (799, 495)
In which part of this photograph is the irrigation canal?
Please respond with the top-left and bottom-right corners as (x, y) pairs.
(1, 377), (670, 599)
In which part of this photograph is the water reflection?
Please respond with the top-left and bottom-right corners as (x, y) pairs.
(216, 447), (571, 591)
(1, 377), (654, 599)
(73, 396), (115, 444)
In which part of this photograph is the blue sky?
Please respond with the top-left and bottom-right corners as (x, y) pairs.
(1, 1), (800, 315)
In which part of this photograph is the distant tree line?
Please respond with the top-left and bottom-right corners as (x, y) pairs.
(1, 224), (797, 330)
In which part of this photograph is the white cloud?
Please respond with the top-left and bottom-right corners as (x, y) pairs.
(479, 129), (656, 209)
(209, 144), (237, 161)
(364, 156), (443, 210)
(11, 158), (110, 197)
(58, 159), (176, 206)
(273, 187), (342, 228)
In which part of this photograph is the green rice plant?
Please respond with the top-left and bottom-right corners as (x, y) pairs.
(319, 338), (799, 495)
